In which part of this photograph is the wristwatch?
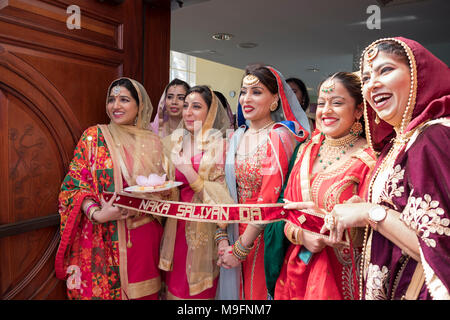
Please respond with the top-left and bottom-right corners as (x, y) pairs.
(368, 205), (387, 231)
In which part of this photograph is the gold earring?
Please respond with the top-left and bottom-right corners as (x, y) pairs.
(350, 120), (363, 136)
(375, 113), (380, 124)
(270, 101), (278, 112)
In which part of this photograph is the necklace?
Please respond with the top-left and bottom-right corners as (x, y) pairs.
(317, 133), (359, 170)
(247, 121), (275, 135)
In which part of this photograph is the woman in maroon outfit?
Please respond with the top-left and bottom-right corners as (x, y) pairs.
(320, 37), (450, 299)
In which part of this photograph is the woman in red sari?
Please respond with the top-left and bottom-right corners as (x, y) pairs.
(218, 64), (310, 300)
(55, 78), (173, 299)
(273, 72), (376, 300)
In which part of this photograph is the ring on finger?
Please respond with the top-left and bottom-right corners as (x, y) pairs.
(324, 213), (336, 231)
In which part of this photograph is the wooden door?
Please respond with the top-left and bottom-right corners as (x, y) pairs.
(0, 0), (170, 299)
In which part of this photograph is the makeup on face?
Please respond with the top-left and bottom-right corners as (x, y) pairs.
(183, 92), (209, 133)
(317, 81), (362, 139)
(361, 51), (411, 127)
(239, 80), (277, 125)
(166, 85), (187, 117)
(107, 86), (139, 126)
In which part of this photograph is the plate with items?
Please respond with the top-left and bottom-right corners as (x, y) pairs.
(124, 174), (183, 193)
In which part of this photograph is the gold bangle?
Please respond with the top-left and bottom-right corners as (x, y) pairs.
(189, 176), (204, 193)
(89, 206), (101, 224)
(285, 222), (303, 245)
(294, 226), (303, 245)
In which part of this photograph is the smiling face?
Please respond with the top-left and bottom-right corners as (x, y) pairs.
(183, 92), (209, 133)
(165, 84), (187, 117)
(239, 78), (278, 124)
(361, 50), (411, 128)
(316, 80), (362, 138)
(106, 86), (139, 125)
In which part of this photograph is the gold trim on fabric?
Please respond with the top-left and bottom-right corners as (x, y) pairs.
(126, 215), (154, 229)
(311, 159), (355, 207)
(127, 277), (161, 299)
(401, 193), (449, 248)
(352, 147), (376, 169)
(166, 290), (214, 300)
(158, 258), (172, 272)
(378, 164), (405, 210)
(419, 247), (450, 299)
(322, 177), (360, 211)
(267, 130), (285, 186)
(188, 274), (215, 296)
(299, 136), (319, 202)
(391, 255), (410, 299)
(190, 176), (205, 193)
(365, 263), (389, 300)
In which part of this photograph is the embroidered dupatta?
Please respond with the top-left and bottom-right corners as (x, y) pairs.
(220, 66), (310, 299)
(55, 78), (171, 299)
(361, 37), (450, 300)
(149, 83), (181, 138)
(274, 131), (376, 300)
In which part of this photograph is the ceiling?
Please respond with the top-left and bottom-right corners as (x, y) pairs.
(170, 0), (450, 98)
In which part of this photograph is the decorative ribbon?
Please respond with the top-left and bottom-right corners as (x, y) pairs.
(103, 192), (335, 239)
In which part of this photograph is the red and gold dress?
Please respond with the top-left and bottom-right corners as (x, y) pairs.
(275, 132), (376, 300)
(55, 126), (165, 299)
(234, 127), (296, 300)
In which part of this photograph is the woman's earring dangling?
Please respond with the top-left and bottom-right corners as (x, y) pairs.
(375, 113), (380, 125)
(350, 120), (363, 136)
(270, 101), (278, 112)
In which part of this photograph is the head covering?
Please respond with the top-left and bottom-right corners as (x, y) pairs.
(236, 66), (311, 142)
(214, 90), (236, 130)
(361, 37), (450, 153)
(106, 77), (165, 187)
(160, 87), (234, 296)
(149, 91), (169, 136)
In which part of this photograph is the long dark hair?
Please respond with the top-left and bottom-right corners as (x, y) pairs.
(286, 77), (310, 111)
(243, 63), (278, 94)
(166, 78), (190, 94)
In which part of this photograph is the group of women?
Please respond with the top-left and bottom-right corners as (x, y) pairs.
(55, 36), (449, 300)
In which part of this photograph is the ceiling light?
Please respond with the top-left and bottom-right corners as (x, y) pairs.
(212, 33), (233, 41)
(306, 67), (320, 72)
(237, 42), (258, 49)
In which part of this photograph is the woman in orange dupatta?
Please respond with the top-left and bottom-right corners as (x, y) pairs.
(55, 78), (174, 299)
(274, 72), (376, 300)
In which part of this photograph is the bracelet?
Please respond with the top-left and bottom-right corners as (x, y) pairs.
(89, 207), (101, 224)
(214, 228), (229, 245)
(284, 222), (303, 245)
(85, 202), (99, 216)
(86, 202), (100, 224)
(189, 176), (204, 193)
(231, 236), (254, 261)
